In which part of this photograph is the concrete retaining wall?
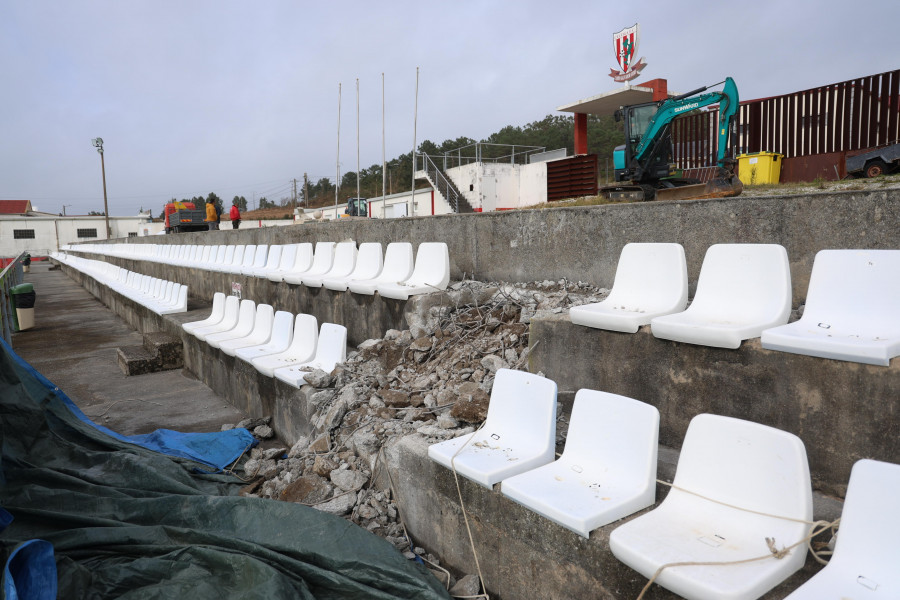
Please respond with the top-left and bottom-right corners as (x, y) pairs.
(103, 189), (899, 303)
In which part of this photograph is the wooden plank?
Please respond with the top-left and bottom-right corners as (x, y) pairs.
(889, 70), (900, 144)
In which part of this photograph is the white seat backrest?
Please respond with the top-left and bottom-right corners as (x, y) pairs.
(250, 304), (275, 337)
(315, 323), (348, 364)
(160, 281), (175, 302)
(564, 389), (660, 485)
(689, 244), (791, 322)
(380, 242), (415, 282)
(251, 245), (269, 269)
(220, 245), (235, 266)
(350, 242), (383, 279)
(207, 293), (227, 321)
(330, 242), (358, 274)
(261, 245), (283, 270)
(802, 249), (900, 330)
(184, 246), (196, 263)
(288, 314), (319, 358)
(229, 245), (245, 268)
(269, 310), (295, 348)
(199, 246), (212, 264)
(673, 414), (811, 518)
(309, 242), (336, 272)
(173, 285), (188, 310)
(605, 243), (688, 312)
(232, 299), (257, 334)
(830, 459), (900, 568)
(291, 243), (314, 272)
(241, 245), (258, 269)
(212, 245), (227, 265)
(483, 369), (557, 451)
(277, 244), (299, 271)
(407, 242), (450, 288)
(218, 295), (241, 326)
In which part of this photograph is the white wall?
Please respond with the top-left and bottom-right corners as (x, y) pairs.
(306, 188), (440, 221)
(445, 161), (547, 211)
(0, 216), (152, 256)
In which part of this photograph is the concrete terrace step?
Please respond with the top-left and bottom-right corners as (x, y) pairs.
(117, 331), (183, 376)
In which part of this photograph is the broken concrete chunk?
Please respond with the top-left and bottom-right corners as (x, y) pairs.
(280, 475), (332, 504)
(287, 436), (310, 458)
(330, 468), (368, 492)
(450, 574), (481, 597)
(380, 388), (411, 407)
(313, 492), (357, 516)
(480, 354), (509, 374)
(304, 369), (333, 388)
(253, 425), (274, 439)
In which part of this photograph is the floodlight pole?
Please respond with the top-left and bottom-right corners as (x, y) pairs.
(92, 138), (111, 238)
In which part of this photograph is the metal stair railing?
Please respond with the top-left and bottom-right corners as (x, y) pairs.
(417, 153), (474, 213)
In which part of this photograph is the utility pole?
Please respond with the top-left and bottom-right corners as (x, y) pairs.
(303, 173), (309, 208)
(92, 138), (111, 238)
(292, 178), (297, 218)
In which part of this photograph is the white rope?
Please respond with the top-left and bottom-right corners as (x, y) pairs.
(633, 479), (841, 600)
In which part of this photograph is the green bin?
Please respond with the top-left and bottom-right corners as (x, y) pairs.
(10, 283), (36, 331)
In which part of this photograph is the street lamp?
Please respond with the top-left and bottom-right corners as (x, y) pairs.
(92, 137), (111, 238)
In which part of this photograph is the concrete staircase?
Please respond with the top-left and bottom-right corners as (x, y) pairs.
(117, 331), (183, 376)
(418, 153), (476, 213)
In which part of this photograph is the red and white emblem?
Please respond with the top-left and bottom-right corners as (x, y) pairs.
(610, 23), (647, 82)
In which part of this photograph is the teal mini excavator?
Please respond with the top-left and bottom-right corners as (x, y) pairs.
(601, 77), (742, 202)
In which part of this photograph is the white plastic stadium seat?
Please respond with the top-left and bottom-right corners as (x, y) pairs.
(226, 244), (256, 274)
(236, 310), (295, 363)
(205, 299), (256, 349)
(273, 323), (348, 388)
(192, 295), (241, 342)
(241, 244), (268, 275)
(244, 244), (281, 277)
(284, 242), (335, 285)
(268, 243), (313, 282)
(348, 242), (414, 295)
(501, 389), (659, 538)
(157, 284), (188, 315)
(761, 249), (900, 366)
(300, 241), (357, 288)
(183, 292), (227, 334)
(377, 242), (450, 300)
(570, 243), (688, 333)
(251, 314), (318, 377)
(651, 244), (792, 349)
(784, 459), (900, 600)
(323, 242), (383, 291)
(609, 414), (812, 600)
(219, 304), (276, 357)
(428, 369), (557, 489)
(210, 245), (235, 272)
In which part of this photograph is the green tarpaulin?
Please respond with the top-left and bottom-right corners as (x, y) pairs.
(0, 340), (450, 599)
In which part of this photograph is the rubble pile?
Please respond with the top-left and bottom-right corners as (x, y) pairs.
(224, 279), (608, 579)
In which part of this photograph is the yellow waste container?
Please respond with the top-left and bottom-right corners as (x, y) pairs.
(737, 152), (783, 186)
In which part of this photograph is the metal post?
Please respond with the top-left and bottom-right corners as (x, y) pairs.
(335, 83), (342, 215)
(356, 78), (360, 206)
(409, 67), (419, 218)
(382, 72), (386, 218)
(100, 150), (110, 238)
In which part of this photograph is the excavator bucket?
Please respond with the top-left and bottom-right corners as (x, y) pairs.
(655, 174), (743, 202)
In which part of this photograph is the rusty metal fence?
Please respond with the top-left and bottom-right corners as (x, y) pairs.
(671, 69), (900, 181)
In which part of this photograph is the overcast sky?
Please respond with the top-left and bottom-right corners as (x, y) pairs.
(2, 0), (898, 216)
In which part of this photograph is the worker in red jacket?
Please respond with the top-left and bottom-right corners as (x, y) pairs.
(230, 202), (241, 230)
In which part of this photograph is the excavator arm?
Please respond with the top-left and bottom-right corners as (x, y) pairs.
(634, 77), (739, 167)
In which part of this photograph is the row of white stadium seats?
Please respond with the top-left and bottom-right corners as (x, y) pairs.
(182, 293), (346, 388)
(569, 243), (900, 366)
(429, 368), (899, 600)
(62, 241), (451, 300)
(50, 252), (187, 315)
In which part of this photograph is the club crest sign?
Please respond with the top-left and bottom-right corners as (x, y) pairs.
(609, 23), (647, 82)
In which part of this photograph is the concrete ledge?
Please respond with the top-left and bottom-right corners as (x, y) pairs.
(528, 313), (900, 497)
(385, 434), (837, 600)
